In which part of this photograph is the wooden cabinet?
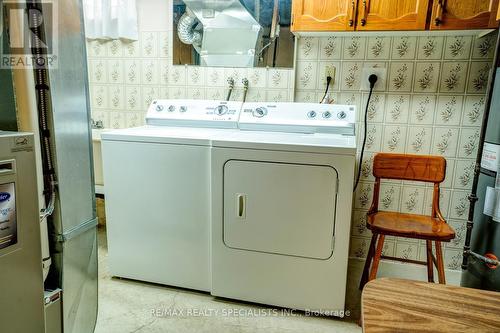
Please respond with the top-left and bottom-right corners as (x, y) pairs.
(292, 0), (499, 32)
(430, 0), (499, 29)
(291, 0), (429, 31)
(356, 0), (430, 30)
(291, 0), (357, 31)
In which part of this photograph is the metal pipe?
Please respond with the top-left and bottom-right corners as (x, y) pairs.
(467, 251), (499, 268)
(242, 78), (249, 103)
(226, 77), (235, 101)
(462, 31), (500, 270)
(39, 184), (56, 221)
(270, 0), (279, 39)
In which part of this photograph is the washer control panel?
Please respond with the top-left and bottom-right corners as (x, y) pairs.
(146, 100), (243, 128)
(240, 102), (356, 135)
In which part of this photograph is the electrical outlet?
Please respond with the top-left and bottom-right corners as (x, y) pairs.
(360, 65), (387, 91)
(325, 65), (336, 79)
(318, 64), (336, 90)
(319, 65), (336, 91)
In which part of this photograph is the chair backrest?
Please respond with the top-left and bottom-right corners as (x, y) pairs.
(369, 153), (447, 219)
(373, 153), (446, 183)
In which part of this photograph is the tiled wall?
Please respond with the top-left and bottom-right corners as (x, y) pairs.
(86, 34), (294, 129)
(293, 33), (495, 271)
(86, 9), (497, 271)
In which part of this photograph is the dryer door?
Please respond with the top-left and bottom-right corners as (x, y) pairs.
(223, 160), (337, 259)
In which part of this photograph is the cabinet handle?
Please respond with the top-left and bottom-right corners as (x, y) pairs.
(348, 0), (355, 27)
(360, 0), (367, 26)
(435, 0), (444, 26)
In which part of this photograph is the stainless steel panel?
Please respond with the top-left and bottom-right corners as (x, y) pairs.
(46, 0), (95, 233)
(41, 0), (98, 331)
(61, 227), (98, 333)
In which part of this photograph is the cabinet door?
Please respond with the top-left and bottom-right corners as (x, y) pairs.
(431, 0), (499, 29)
(291, 0), (356, 31)
(356, 0), (430, 30)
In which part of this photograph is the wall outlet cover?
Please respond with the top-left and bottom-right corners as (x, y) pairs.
(361, 65), (387, 91)
(325, 65), (336, 79)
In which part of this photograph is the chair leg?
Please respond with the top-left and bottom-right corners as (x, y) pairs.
(435, 241), (446, 284)
(369, 234), (385, 281)
(426, 240), (434, 283)
(359, 233), (378, 290)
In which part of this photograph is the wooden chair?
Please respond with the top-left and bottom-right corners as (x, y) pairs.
(359, 153), (455, 289)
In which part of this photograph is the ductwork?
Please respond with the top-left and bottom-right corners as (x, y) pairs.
(177, 8), (202, 46)
(178, 0), (262, 67)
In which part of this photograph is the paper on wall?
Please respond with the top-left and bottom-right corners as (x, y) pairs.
(481, 142), (500, 172)
(484, 187), (500, 222)
(483, 168), (500, 223)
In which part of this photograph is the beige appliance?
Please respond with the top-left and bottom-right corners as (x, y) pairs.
(0, 132), (45, 332)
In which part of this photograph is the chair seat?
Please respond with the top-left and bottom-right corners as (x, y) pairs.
(367, 211), (455, 241)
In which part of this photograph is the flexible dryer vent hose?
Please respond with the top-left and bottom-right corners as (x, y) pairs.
(27, 0), (55, 282)
(29, 2), (57, 220)
(177, 10), (202, 46)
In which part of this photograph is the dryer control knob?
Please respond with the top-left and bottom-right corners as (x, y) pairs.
(155, 105), (164, 112)
(215, 104), (228, 115)
(253, 107), (268, 118)
(337, 111), (347, 119)
(307, 111), (317, 118)
(323, 111), (332, 119)
(179, 106), (187, 113)
(168, 105), (176, 112)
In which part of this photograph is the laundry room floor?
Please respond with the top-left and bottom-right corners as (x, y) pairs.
(94, 227), (361, 333)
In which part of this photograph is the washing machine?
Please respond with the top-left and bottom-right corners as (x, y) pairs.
(210, 102), (356, 313)
(101, 99), (242, 292)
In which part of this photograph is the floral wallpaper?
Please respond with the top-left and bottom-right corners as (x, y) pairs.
(294, 32), (495, 271)
(87, 29), (497, 272)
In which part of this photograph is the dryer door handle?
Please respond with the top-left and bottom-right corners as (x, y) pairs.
(237, 194), (246, 219)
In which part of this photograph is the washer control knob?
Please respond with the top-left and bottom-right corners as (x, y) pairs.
(323, 111), (332, 119)
(307, 111), (317, 118)
(168, 105), (176, 112)
(179, 106), (187, 113)
(215, 104), (228, 115)
(253, 107), (268, 118)
(337, 111), (347, 119)
(155, 104), (164, 112)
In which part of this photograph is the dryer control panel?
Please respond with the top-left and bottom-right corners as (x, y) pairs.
(239, 102), (356, 135)
(146, 99), (243, 128)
